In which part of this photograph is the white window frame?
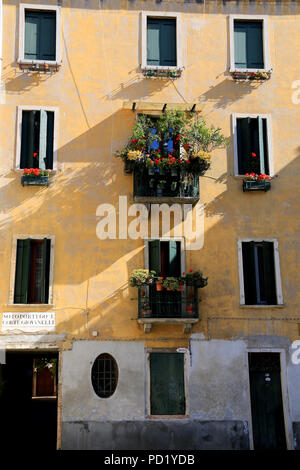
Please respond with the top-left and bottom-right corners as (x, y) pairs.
(229, 14), (271, 73)
(146, 349), (189, 418)
(15, 105), (58, 171)
(8, 235), (55, 306)
(237, 238), (283, 307)
(232, 113), (274, 177)
(141, 11), (182, 71)
(18, 3), (62, 66)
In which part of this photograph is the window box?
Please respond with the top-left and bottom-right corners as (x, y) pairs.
(243, 179), (271, 192)
(21, 174), (50, 186)
(231, 70), (271, 81)
(141, 67), (183, 79)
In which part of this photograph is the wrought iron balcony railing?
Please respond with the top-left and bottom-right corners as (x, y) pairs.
(133, 166), (199, 203)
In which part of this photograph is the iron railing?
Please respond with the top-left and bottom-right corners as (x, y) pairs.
(137, 284), (199, 319)
(133, 166), (199, 201)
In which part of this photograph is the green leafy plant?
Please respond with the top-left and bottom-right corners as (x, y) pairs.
(129, 269), (156, 287)
(34, 358), (57, 377)
(182, 270), (208, 288)
(162, 277), (180, 291)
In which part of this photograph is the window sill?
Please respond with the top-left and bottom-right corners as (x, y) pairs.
(240, 304), (285, 309)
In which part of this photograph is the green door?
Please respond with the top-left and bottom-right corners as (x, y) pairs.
(150, 353), (185, 415)
(249, 353), (287, 449)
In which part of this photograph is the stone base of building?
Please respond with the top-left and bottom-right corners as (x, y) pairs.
(61, 420), (250, 450)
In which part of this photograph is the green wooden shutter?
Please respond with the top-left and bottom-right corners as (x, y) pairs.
(234, 21), (264, 69)
(262, 242), (277, 305)
(150, 353), (185, 415)
(247, 22), (264, 69)
(39, 110), (47, 170)
(147, 18), (176, 66)
(234, 22), (247, 68)
(39, 238), (48, 304)
(168, 240), (179, 276)
(160, 19), (176, 66)
(147, 19), (160, 65)
(24, 12), (39, 60)
(39, 12), (56, 61)
(46, 111), (54, 169)
(20, 111), (35, 168)
(237, 118), (252, 174)
(242, 241), (257, 305)
(14, 239), (30, 304)
(25, 11), (56, 61)
(149, 240), (161, 275)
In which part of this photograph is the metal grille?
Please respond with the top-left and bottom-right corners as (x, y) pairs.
(91, 354), (118, 398)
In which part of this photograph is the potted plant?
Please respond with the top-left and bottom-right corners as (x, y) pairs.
(162, 277), (180, 291)
(156, 277), (164, 291)
(21, 168), (51, 186)
(129, 269), (156, 287)
(156, 180), (166, 197)
(183, 270), (208, 287)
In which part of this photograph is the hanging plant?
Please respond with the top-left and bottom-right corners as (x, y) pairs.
(34, 357), (57, 377)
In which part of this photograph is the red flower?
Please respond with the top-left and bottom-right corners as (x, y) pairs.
(251, 152), (257, 157)
(189, 269), (193, 273)
(33, 152), (38, 158)
(131, 139), (137, 143)
(186, 160), (190, 164)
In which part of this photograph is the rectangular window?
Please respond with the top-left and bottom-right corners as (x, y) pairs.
(147, 18), (176, 67)
(149, 352), (185, 415)
(242, 241), (277, 305)
(236, 116), (269, 175)
(19, 5), (61, 65)
(20, 109), (54, 169)
(14, 238), (51, 304)
(148, 239), (181, 277)
(234, 20), (264, 69)
(25, 10), (56, 61)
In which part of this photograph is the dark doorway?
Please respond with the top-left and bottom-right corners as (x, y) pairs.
(0, 351), (58, 450)
(248, 352), (287, 449)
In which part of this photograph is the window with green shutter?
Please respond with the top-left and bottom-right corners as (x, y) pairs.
(150, 353), (185, 415)
(20, 110), (54, 169)
(14, 238), (51, 304)
(234, 20), (264, 69)
(236, 117), (269, 175)
(147, 18), (177, 66)
(242, 241), (277, 305)
(25, 10), (56, 61)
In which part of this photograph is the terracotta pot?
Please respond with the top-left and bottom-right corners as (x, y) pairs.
(156, 281), (163, 291)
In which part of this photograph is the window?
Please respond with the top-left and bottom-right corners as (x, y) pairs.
(141, 12), (182, 70)
(233, 115), (273, 176)
(230, 15), (270, 72)
(148, 239), (182, 277)
(16, 106), (57, 170)
(147, 18), (176, 67)
(91, 354), (118, 399)
(18, 4), (61, 65)
(13, 238), (52, 304)
(238, 240), (283, 306)
(149, 352), (186, 415)
(32, 357), (57, 399)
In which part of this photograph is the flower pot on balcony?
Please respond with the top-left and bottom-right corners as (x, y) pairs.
(177, 282), (184, 292)
(149, 178), (155, 188)
(171, 168), (178, 177)
(171, 181), (177, 191)
(156, 280), (163, 291)
(148, 167), (155, 176)
(187, 305), (193, 316)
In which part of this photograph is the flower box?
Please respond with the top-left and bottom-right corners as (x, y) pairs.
(243, 180), (271, 192)
(231, 70), (272, 81)
(141, 68), (183, 79)
(21, 175), (49, 186)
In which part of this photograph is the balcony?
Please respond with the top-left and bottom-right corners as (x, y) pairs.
(137, 284), (199, 333)
(133, 166), (199, 204)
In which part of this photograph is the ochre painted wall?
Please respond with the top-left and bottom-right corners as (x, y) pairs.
(0, 1), (299, 347)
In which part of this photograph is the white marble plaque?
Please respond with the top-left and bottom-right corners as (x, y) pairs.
(1, 312), (55, 332)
